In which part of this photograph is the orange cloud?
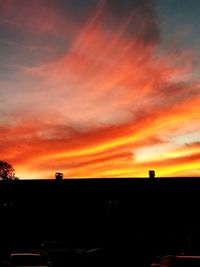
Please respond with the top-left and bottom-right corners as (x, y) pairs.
(0, 0), (200, 178)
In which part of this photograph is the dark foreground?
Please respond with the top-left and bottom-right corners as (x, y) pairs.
(1, 177), (200, 266)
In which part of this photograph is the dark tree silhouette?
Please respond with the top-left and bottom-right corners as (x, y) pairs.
(0, 161), (15, 180)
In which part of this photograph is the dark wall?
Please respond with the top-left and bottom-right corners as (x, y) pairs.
(1, 178), (200, 258)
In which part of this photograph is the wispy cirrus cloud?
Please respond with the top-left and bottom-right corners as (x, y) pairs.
(0, 0), (200, 178)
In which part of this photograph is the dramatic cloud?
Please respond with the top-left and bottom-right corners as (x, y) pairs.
(0, 0), (200, 178)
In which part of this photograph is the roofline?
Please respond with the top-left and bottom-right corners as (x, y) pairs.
(10, 253), (42, 256)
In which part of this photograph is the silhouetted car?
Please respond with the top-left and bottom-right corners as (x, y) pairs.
(36, 241), (89, 267)
(151, 255), (200, 267)
(7, 253), (48, 267)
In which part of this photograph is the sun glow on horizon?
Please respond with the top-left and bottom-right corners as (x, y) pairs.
(0, 0), (200, 179)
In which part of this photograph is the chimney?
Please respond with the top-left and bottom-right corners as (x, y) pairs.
(55, 172), (63, 180)
(149, 170), (155, 179)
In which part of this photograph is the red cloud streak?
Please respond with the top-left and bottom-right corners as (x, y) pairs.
(0, 0), (200, 178)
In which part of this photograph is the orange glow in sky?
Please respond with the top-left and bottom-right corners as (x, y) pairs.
(0, 0), (200, 178)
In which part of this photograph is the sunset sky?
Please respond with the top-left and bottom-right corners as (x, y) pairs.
(0, 0), (200, 179)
